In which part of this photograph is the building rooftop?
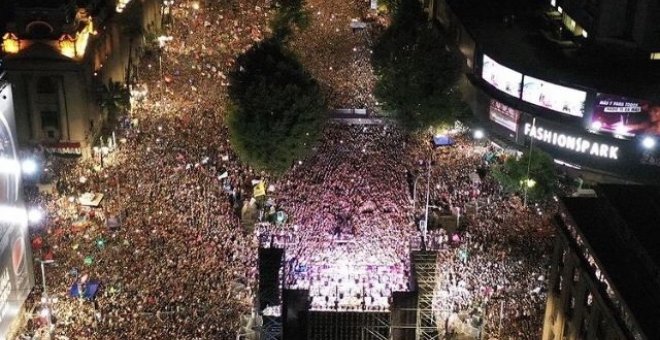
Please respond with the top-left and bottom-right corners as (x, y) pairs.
(447, 0), (660, 100)
(560, 185), (660, 339)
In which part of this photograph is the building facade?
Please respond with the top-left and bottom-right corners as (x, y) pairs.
(543, 185), (660, 339)
(426, 0), (660, 184)
(1, 0), (161, 156)
(0, 71), (36, 340)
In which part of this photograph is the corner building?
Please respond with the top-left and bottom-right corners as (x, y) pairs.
(544, 185), (660, 340)
(426, 0), (660, 183)
(1, 0), (160, 156)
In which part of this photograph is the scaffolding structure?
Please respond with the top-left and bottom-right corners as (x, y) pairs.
(307, 311), (390, 340)
(261, 315), (282, 340)
(258, 248), (284, 340)
(412, 251), (439, 340)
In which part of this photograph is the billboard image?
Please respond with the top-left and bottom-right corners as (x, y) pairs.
(481, 54), (523, 98)
(0, 81), (34, 337)
(489, 99), (520, 132)
(591, 94), (660, 136)
(522, 76), (586, 117)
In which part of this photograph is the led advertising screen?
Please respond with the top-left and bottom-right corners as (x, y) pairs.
(489, 99), (520, 132)
(481, 54), (522, 98)
(0, 81), (34, 336)
(521, 76), (586, 117)
(591, 94), (660, 137)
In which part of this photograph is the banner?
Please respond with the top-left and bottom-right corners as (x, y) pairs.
(591, 94), (660, 136)
(522, 76), (586, 117)
(481, 54), (522, 98)
(488, 100), (519, 132)
(253, 181), (266, 197)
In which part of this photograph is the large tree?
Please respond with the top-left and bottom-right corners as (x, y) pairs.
(228, 39), (327, 175)
(492, 148), (558, 202)
(372, 0), (465, 133)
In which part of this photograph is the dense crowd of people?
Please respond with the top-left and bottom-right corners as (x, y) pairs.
(17, 0), (558, 339)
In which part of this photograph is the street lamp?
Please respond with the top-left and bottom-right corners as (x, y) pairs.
(37, 259), (56, 329)
(642, 136), (656, 150)
(21, 158), (38, 175)
(412, 175), (424, 213)
(521, 178), (537, 207)
(27, 208), (43, 224)
(156, 35), (173, 100)
(473, 129), (484, 140)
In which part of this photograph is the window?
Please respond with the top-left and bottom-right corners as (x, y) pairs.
(651, 52), (660, 60)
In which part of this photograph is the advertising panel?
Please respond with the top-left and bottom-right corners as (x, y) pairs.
(488, 100), (520, 132)
(0, 81), (34, 336)
(591, 94), (660, 136)
(521, 75), (586, 117)
(481, 54), (522, 98)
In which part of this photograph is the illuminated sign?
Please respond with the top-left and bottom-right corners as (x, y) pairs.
(523, 122), (619, 159)
(1, 33), (20, 54)
(522, 76), (586, 117)
(591, 94), (660, 137)
(488, 100), (519, 132)
(481, 55), (522, 98)
(0, 82), (34, 335)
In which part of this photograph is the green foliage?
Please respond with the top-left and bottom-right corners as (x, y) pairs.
(492, 148), (557, 201)
(228, 39), (327, 175)
(271, 0), (310, 41)
(372, 0), (465, 134)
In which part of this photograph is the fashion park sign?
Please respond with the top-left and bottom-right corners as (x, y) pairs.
(523, 123), (619, 160)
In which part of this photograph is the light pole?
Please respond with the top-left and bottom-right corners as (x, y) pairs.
(156, 35), (174, 101)
(412, 175), (424, 213)
(423, 160), (432, 245)
(523, 118), (536, 207)
(37, 259), (55, 298)
(37, 259), (55, 330)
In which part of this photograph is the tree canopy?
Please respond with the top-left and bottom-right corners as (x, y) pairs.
(372, 0), (466, 133)
(492, 148), (557, 202)
(228, 39), (327, 175)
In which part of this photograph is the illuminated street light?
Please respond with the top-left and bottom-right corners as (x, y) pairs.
(520, 178), (537, 188)
(28, 208), (43, 224)
(21, 158), (38, 175)
(473, 129), (485, 140)
(642, 136), (656, 150)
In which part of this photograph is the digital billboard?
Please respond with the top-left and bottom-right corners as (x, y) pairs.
(591, 94), (660, 136)
(488, 99), (520, 132)
(521, 76), (586, 117)
(0, 81), (34, 337)
(481, 54), (523, 98)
